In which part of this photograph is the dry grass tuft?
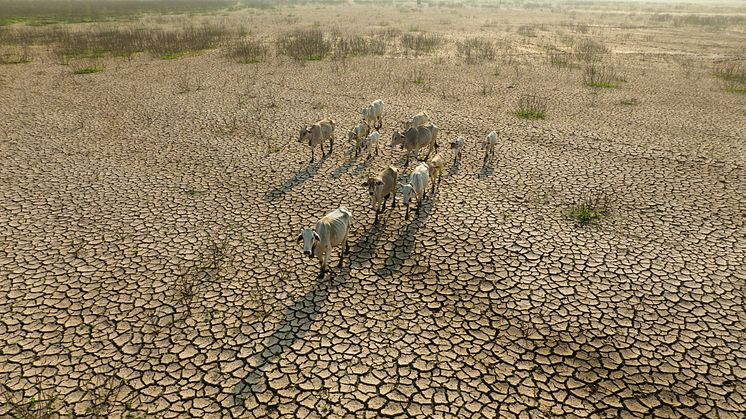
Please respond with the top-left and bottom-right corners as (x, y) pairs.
(400, 32), (443, 55)
(513, 95), (547, 120)
(573, 38), (608, 62)
(277, 28), (331, 61)
(583, 63), (623, 88)
(456, 37), (497, 63)
(227, 38), (269, 63)
(567, 192), (610, 226)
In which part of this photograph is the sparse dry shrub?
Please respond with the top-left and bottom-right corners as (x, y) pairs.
(376, 27), (402, 40)
(456, 37), (496, 63)
(573, 38), (608, 62)
(516, 25), (536, 37)
(0, 44), (31, 64)
(332, 34), (387, 59)
(400, 32), (442, 55)
(547, 50), (573, 68)
(227, 37), (269, 63)
(514, 94), (547, 120)
(52, 22), (227, 61)
(583, 63), (622, 88)
(0, 379), (59, 419)
(277, 28), (331, 61)
(175, 69), (205, 94)
(147, 23), (226, 58)
(713, 61), (746, 84)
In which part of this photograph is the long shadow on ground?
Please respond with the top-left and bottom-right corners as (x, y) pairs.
(478, 160), (494, 179)
(350, 157), (373, 178)
(447, 159), (461, 178)
(232, 268), (349, 407)
(349, 207), (395, 269)
(375, 198), (433, 277)
(329, 147), (357, 179)
(265, 156), (326, 201)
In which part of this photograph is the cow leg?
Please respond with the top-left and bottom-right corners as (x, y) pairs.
(310, 148), (315, 164)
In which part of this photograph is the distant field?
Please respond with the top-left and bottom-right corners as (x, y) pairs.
(0, 0), (235, 25)
(1, 0), (745, 417)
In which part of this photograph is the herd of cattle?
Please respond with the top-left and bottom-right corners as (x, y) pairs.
(297, 99), (499, 275)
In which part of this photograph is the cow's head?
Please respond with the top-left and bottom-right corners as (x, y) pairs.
(399, 182), (414, 206)
(390, 130), (404, 148)
(297, 227), (320, 258)
(298, 126), (311, 143)
(362, 178), (385, 204)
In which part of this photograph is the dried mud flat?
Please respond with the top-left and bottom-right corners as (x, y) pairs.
(1, 2), (745, 418)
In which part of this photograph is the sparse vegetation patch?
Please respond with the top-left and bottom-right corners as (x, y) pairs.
(714, 61), (746, 93)
(227, 38), (269, 63)
(567, 193), (610, 226)
(583, 63), (623, 88)
(456, 37), (496, 63)
(513, 95), (547, 120)
(400, 32), (442, 55)
(277, 28), (331, 61)
(72, 66), (102, 74)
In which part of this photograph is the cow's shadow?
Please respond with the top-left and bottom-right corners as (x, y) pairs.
(447, 159), (461, 178)
(478, 160), (494, 179)
(265, 156), (326, 201)
(232, 268), (349, 407)
(330, 147), (357, 179)
(351, 157), (373, 178)
(375, 198), (433, 277)
(350, 208), (394, 266)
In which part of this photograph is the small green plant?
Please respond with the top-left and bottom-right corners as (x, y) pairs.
(160, 51), (190, 60)
(620, 97), (639, 106)
(73, 67), (103, 74)
(513, 95), (547, 120)
(724, 83), (746, 94)
(567, 193), (609, 226)
(0, 379), (59, 418)
(713, 61), (746, 83)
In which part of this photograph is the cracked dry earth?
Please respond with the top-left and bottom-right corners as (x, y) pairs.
(1, 19), (746, 419)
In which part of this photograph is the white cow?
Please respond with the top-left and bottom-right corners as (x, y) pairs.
(297, 207), (352, 275)
(403, 111), (430, 130)
(390, 123), (439, 167)
(348, 121), (371, 157)
(362, 166), (398, 222)
(481, 130), (498, 163)
(427, 153), (446, 194)
(361, 99), (385, 130)
(400, 162), (430, 219)
(450, 136), (465, 162)
(360, 131), (380, 158)
(299, 119), (335, 163)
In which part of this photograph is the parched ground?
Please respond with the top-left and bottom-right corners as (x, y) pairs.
(1, 3), (745, 418)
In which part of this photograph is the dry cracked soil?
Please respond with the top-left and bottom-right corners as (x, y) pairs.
(1, 3), (745, 418)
